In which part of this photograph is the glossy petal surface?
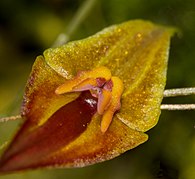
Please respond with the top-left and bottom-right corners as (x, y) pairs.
(0, 20), (174, 173)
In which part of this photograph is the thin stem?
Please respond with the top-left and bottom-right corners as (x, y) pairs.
(162, 87), (195, 110)
(0, 115), (21, 123)
(1, 87), (195, 121)
(52, 0), (97, 47)
(163, 87), (195, 97)
(161, 104), (195, 110)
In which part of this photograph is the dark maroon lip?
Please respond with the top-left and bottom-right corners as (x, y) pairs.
(0, 91), (97, 173)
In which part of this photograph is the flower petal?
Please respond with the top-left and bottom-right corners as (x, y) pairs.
(116, 28), (174, 132)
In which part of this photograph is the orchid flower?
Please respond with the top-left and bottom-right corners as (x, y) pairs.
(0, 20), (175, 173)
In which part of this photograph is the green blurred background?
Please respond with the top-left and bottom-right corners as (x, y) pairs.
(0, 0), (195, 178)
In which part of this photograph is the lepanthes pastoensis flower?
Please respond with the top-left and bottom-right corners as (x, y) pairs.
(0, 20), (175, 173)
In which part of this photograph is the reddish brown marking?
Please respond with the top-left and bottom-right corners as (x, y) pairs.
(103, 79), (113, 91)
(96, 77), (107, 87)
(0, 91), (97, 173)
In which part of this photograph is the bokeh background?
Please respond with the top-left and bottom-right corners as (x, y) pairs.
(0, 0), (195, 178)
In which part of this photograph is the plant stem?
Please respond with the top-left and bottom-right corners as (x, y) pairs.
(163, 87), (195, 97)
(161, 104), (195, 110)
(162, 87), (195, 110)
(1, 88), (195, 122)
(0, 115), (21, 123)
(52, 0), (97, 47)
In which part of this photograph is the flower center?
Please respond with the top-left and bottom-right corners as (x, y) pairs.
(55, 66), (124, 133)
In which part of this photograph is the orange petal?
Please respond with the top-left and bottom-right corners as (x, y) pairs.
(72, 78), (98, 91)
(101, 77), (124, 133)
(97, 89), (112, 115)
(55, 66), (111, 94)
